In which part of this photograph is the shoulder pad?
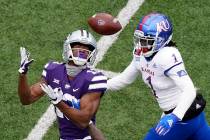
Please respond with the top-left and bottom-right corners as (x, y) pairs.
(85, 69), (106, 81)
(44, 61), (64, 70)
(156, 47), (183, 70)
(85, 69), (107, 93)
(42, 61), (65, 80)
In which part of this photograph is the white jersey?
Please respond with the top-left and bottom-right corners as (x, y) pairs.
(107, 47), (196, 119)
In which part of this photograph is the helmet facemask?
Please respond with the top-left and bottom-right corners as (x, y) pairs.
(133, 30), (156, 57)
(64, 43), (97, 66)
(133, 30), (172, 57)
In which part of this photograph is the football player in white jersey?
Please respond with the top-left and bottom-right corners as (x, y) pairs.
(107, 12), (210, 140)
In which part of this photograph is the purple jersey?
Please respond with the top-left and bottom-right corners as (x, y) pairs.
(42, 61), (107, 139)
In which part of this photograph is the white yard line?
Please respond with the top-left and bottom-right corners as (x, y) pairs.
(24, 105), (56, 140)
(24, 0), (144, 139)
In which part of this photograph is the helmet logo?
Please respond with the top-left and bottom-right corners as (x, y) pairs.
(156, 20), (170, 32)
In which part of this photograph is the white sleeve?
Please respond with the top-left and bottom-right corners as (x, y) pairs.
(167, 63), (196, 120)
(107, 59), (139, 91)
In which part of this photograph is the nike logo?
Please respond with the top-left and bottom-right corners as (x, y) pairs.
(53, 78), (60, 84)
(196, 104), (201, 109)
(167, 120), (173, 127)
(73, 88), (79, 92)
(65, 84), (70, 89)
(52, 98), (57, 101)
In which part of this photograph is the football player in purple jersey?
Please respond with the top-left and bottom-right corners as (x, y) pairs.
(107, 12), (210, 140)
(18, 29), (107, 140)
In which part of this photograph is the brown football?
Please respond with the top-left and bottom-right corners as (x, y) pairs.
(88, 13), (122, 35)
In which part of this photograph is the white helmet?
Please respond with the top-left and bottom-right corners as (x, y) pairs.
(63, 29), (97, 66)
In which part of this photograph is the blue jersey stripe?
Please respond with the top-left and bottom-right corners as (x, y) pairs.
(164, 62), (183, 76)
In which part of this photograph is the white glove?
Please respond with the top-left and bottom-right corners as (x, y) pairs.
(18, 47), (34, 74)
(40, 83), (63, 105)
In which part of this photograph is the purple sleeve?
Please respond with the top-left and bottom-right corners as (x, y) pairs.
(41, 62), (50, 82)
(86, 72), (107, 93)
(41, 61), (59, 83)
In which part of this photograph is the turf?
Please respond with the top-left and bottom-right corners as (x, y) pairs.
(1, 0), (210, 140)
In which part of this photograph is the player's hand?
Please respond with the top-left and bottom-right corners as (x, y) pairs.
(155, 113), (180, 136)
(40, 83), (63, 105)
(18, 47), (34, 74)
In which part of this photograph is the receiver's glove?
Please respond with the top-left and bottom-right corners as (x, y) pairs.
(40, 83), (63, 105)
(155, 113), (180, 136)
(18, 47), (34, 74)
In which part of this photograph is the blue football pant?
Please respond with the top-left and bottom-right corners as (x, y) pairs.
(143, 112), (210, 140)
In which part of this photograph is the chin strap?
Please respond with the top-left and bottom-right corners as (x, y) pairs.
(65, 64), (86, 77)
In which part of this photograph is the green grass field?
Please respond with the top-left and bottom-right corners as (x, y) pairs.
(1, 0), (210, 140)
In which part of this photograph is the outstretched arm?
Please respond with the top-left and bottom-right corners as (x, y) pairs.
(18, 47), (45, 105)
(18, 75), (45, 105)
(107, 59), (139, 91)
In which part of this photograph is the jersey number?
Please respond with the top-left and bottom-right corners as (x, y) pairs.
(172, 54), (178, 63)
(146, 76), (158, 98)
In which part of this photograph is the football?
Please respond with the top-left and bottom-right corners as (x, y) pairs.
(88, 12), (122, 35)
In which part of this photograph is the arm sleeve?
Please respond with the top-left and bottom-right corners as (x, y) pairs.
(42, 62), (51, 81)
(107, 59), (139, 91)
(41, 61), (61, 83)
(41, 61), (53, 83)
(41, 63), (50, 79)
(87, 73), (107, 93)
(167, 63), (196, 120)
